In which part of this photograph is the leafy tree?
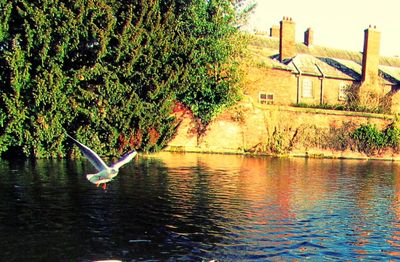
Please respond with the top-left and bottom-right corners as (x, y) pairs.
(176, 0), (242, 126)
(231, 0), (257, 28)
(0, 0), (243, 158)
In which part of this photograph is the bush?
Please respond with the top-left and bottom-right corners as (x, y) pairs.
(351, 124), (388, 155)
(0, 0), (242, 158)
(384, 123), (400, 149)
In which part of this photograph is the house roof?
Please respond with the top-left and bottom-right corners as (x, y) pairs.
(246, 46), (290, 70)
(380, 66), (400, 85)
(249, 35), (400, 85)
(287, 54), (356, 80)
(320, 58), (361, 80)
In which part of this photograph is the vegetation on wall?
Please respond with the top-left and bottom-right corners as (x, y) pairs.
(245, 111), (400, 157)
(0, 0), (248, 158)
(293, 103), (386, 114)
(351, 122), (400, 155)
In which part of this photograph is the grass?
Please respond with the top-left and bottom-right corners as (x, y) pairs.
(293, 103), (386, 114)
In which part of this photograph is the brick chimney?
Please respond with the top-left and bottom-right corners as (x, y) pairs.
(270, 25), (279, 38)
(279, 17), (296, 62)
(304, 28), (313, 46)
(361, 25), (381, 85)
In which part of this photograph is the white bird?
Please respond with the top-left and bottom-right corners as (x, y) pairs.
(67, 134), (137, 189)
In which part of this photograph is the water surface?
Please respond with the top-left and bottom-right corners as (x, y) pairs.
(1, 153), (400, 261)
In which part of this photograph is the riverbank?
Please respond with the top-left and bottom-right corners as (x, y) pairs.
(165, 98), (400, 161)
(165, 148), (400, 162)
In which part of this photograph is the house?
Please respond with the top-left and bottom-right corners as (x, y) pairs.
(245, 17), (400, 113)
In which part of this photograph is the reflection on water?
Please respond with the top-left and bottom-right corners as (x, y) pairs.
(1, 153), (400, 260)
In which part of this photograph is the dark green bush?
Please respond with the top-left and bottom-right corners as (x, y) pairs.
(351, 124), (389, 155)
(383, 123), (400, 149)
(0, 0), (242, 158)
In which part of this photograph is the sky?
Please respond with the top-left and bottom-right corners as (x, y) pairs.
(245, 0), (400, 56)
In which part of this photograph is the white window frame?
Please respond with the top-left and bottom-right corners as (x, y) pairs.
(338, 83), (349, 101)
(259, 92), (274, 104)
(302, 78), (313, 98)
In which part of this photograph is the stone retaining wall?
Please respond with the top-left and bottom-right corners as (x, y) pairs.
(165, 100), (398, 160)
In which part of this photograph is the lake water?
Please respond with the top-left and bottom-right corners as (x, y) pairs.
(1, 152), (400, 261)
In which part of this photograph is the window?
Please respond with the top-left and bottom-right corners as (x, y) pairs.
(302, 78), (313, 98)
(259, 92), (274, 104)
(338, 83), (349, 101)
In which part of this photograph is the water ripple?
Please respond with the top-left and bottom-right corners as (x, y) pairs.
(1, 155), (400, 260)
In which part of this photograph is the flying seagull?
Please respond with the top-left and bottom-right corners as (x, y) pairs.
(67, 134), (137, 189)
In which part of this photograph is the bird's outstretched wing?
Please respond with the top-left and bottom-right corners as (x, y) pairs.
(111, 150), (137, 170)
(67, 134), (109, 172)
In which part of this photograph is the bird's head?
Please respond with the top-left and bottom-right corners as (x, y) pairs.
(109, 168), (119, 178)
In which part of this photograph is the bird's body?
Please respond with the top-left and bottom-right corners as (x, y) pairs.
(86, 168), (117, 185)
(67, 134), (137, 189)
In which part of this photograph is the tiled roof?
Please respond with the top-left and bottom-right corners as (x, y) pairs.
(287, 54), (356, 80)
(249, 35), (400, 85)
(246, 46), (290, 70)
(380, 66), (400, 84)
(250, 36), (363, 62)
(319, 58), (361, 80)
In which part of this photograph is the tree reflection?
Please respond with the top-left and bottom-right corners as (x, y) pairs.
(2, 153), (400, 260)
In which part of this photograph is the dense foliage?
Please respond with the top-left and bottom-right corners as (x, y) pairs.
(0, 0), (244, 158)
(351, 123), (400, 155)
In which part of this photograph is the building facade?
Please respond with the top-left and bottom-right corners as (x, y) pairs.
(246, 17), (400, 113)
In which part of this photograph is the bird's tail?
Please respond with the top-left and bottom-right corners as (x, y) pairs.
(86, 174), (95, 180)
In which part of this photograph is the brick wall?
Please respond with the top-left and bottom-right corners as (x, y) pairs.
(245, 67), (359, 106)
(246, 64), (400, 109)
(288, 75), (353, 105)
(322, 78), (354, 104)
(166, 100), (394, 159)
(243, 66), (297, 105)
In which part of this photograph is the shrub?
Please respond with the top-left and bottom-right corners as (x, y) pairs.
(384, 123), (400, 149)
(0, 0), (243, 158)
(351, 124), (387, 155)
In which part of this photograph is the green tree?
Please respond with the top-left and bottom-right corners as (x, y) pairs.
(0, 0), (243, 158)
(232, 0), (257, 28)
(176, 0), (242, 126)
